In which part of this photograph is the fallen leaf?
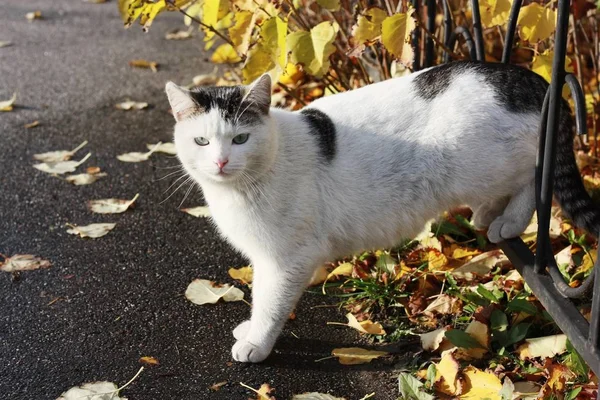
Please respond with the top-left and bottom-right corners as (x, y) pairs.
(57, 381), (125, 400)
(117, 143), (160, 162)
(331, 347), (388, 365)
(129, 59), (158, 72)
(192, 71), (219, 86)
(115, 100), (148, 110)
(34, 153), (92, 174)
(450, 246), (481, 259)
(343, 313), (386, 335)
(459, 366), (502, 399)
(0, 93), (17, 111)
(454, 320), (490, 360)
(0, 254), (51, 272)
(423, 294), (459, 315)
(513, 381), (541, 399)
(34, 141), (88, 163)
(181, 206), (211, 218)
(66, 223), (116, 238)
(209, 381), (227, 391)
(24, 120), (40, 129)
(26, 11), (42, 21)
(228, 266), (253, 285)
(326, 262), (353, 281)
(292, 393), (346, 400)
(165, 28), (193, 40)
(139, 356), (159, 366)
(240, 382), (275, 400)
(309, 264), (329, 286)
(0, 41), (13, 48)
(435, 352), (462, 396)
(185, 279), (244, 305)
(65, 172), (107, 185)
(451, 250), (509, 281)
(87, 193), (139, 214)
(146, 142), (176, 155)
(420, 327), (449, 352)
(517, 334), (567, 360)
(520, 210), (562, 242)
(425, 249), (448, 271)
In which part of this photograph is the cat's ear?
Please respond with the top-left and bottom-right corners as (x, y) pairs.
(165, 82), (203, 122)
(244, 73), (271, 115)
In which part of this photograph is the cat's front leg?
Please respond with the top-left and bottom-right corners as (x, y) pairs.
(232, 259), (313, 363)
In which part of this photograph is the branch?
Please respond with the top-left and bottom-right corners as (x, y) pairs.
(414, 17), (465, 61)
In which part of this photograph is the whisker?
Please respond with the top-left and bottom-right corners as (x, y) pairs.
(163, 174), (189, 194)
(154, 169), (185, 182)
(178, 180), (196, 208)
(161, 177), (193, 205)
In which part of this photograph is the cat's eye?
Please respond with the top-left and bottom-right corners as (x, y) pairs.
(232, 133), (249, 145)
(194, 137), (209, 146)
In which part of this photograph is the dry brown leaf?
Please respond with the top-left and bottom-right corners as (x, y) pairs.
(65, 172), (107, 185)
(0, 93), (17, 111)
(139, 356), (159, 366)
(240, 382), (275, 400)
(228, 266), (253, 285)
(181, 206), (211, 218)
(516, 334), (567, 360)
(66, 223), (116, 238)
(129, 59), (158, 72)
(165, 28), (193, 40)
(26, 11), (42, 21)
(209, 381), (227, 391)
(117, 143), (160, 162)
(459, 366), (502, 399)
(115, 100), (149, 110)
(185, 279), (244, 305)
(146, 142), (176, 155)
(0, 254), (51, 272)
(451, 250), (509, 281)
(342, 313), (386, 335)
(87, 193), (139, 214)
(34, 153), (91, 174)
(423, 294), (460, 315)
(434, 352), (462, 396)
(34, 141), (88, 163)
(24, 120), (40, 129)
(420, 327), (449, 352)
(331, 347), (388, 365)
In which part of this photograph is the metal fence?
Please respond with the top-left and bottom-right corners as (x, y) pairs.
(412, 0), (600, 376)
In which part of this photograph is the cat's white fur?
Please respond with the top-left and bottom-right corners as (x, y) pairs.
(167, 69), (539, 362)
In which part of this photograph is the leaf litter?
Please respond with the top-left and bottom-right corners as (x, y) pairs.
(0, 254), (51, 272)
(115, 100), (148, 110)
(146, 142), (176, 155)
(66, 223), (116, 238)
(128, 59), (158, 72)
(181, 206), (211, 217)
(0, 93), (17, 111)
(87, 193), (139, 214)
(117, 142), (160, 162)
(34, 152), (91, 175)
(185, 279), (244, 305)
(33, 141), (88, 163)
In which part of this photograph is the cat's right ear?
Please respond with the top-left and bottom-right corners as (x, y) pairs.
(165, 82), (203, 122)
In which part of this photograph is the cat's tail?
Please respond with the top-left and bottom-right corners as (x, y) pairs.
(554, 107), (600, 236)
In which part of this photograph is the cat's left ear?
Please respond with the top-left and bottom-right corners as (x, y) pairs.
(244, 73), (271, 115)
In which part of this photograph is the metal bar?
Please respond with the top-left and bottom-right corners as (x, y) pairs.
(565, 73), (589, 136)
(425, 0), (436, 67)
(442, 0), (452, 49)
(534, 89), (551, 273)
(501, 0), (523, 63)
(590, 246), (600, 348)
(455, 26), (477, 61)
(499, 239), (600, 376)
(470, 0), (485, 61)
(411, 0), (421, 71)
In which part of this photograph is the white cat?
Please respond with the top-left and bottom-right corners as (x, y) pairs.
(166, 61), (597, 362)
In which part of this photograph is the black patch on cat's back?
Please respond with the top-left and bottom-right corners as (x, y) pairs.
(189, 86), (263, 125)
(301, 108), (336, 163)
(412, 61), (549, 113)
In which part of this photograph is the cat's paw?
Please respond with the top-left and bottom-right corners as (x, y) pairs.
(487, 216), (525, 243)
(233, 320), (251, 340)
(231, 339), (271, 363)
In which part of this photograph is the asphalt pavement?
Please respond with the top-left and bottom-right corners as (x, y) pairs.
(0, 2), (413, 399)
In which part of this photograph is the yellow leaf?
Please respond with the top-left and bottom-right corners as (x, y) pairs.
(0, 92), (16, 111)
(326, 262), (353, 281)
(242, 44), (275, 83)
(381, 9), (416, 67)
(450, 246), (481, 259)
(229, 10), (255, 55)
(316, 0), (340, 11)
(352, 7), (388, 45)
(517, 3), (556, 42)
(532, 50), (574, 84)
(455, 320), (489, 360)
(459, 366), (502, 399)
(309, 264), (329, 286)
(331, 347), (388, 365)
(211, 43), (242, 63)
(435, 352), (462, 396)
(203, 0), (231, 40)
(129, 59), (159, 72)
(228, 266), (254, 285)
(287, 21), (339, 77)
(344, 313), (386, 335)
(425, 250), (448, 271)
(279, 63), (304, 85)
(261, 16), (288, 69)
(139, 356), (159, 366)
(479, 0), (512, 28)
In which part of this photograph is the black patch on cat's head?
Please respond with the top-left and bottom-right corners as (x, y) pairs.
(188, 86), (265, 126)
(412, 61), (548, 113)
(300, 108), (336, 163)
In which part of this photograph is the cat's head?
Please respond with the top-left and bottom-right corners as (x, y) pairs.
(165, 74), (275, 185)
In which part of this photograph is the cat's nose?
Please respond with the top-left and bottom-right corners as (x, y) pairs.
(215, 159), (229, 170)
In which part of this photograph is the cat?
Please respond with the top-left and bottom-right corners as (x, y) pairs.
(165, 61), (599, 363)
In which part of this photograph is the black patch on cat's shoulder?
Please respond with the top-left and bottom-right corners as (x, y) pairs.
(412, 61), (548, 113)
(300, 108), (336, 163)
(189, 86), (263, 125)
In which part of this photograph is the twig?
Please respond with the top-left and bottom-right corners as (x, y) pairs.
(277, 82), (307, 106)
(414, 17), (464, 60)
